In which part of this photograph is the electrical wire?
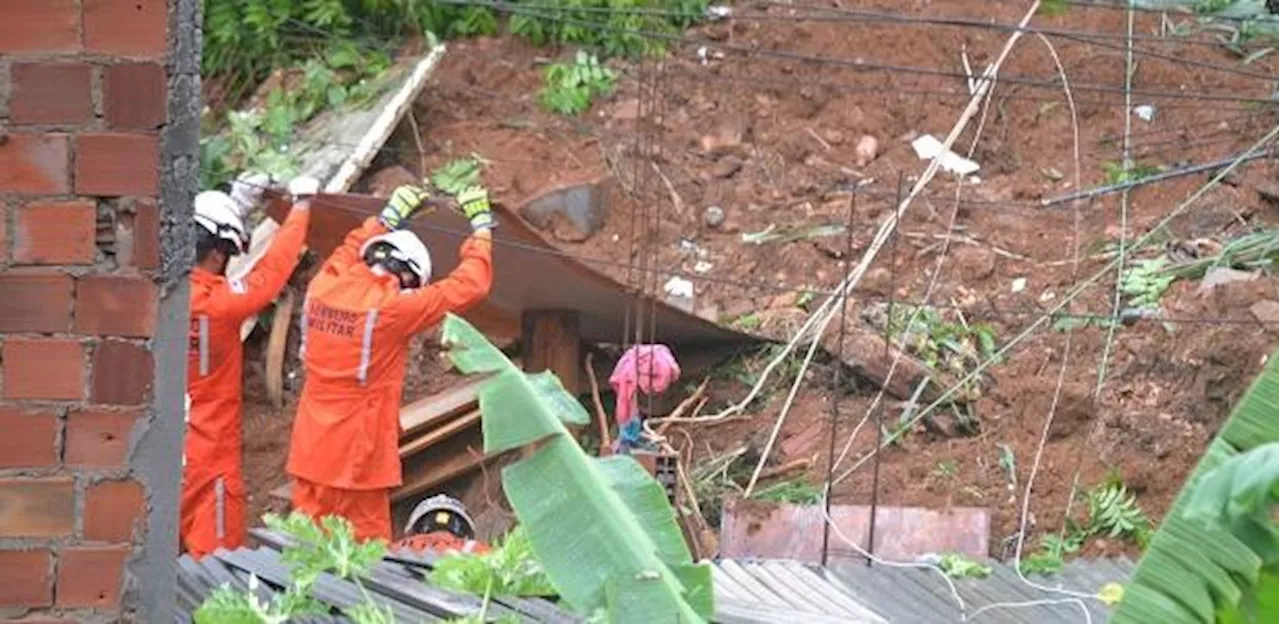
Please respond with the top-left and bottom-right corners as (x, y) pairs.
(210, 167), (1276, 328)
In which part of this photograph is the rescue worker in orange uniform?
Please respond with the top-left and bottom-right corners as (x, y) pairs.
(183, 174), (317, 558)
(286, 183), (495, 542)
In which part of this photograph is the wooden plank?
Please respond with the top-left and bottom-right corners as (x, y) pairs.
(394, 428), (493, 503)
(520, 309), (582, 394)
(324, 46), (447, 193)
(265, 289), (295, 408)
(399, 409), (481, 458)
(399, 381), (483, 439)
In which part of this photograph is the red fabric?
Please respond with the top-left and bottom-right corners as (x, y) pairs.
(395, 532), (491, 555)
(182, 205), (309, 558)
(287, 217), (493, 491)
(608, 344), (681, 426)
(291, 477), (393, 543)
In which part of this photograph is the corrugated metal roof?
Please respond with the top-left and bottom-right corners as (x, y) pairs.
(713, 557), (1134, 624)
(175, 529), (584, 623)
(177, 528), (1131, 623)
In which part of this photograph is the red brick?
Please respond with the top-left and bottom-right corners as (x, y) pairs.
(74, 134), (159, 197)
(0, 408), (59, 469)
(74, 276), (157, 338)
(104, 63), (166, 130)
(90, 341), (152, 405)
(0, 549), (53, 608)
(54, 547), (129, 608)
(64, 409), (139, 469)
(1, 339), (85, 401)
(84, 0), (167, 57)
(84, 479), (145, 543)
(9, 63), (93, 125)
(0, 479), (74, 538)
(130, 198), (160, 270)
(13, 200), (97, 265)
(0, 134), (71, 195)
(1, 205), (8, 263)
(0, 273), (73, 332)
(0, 0), (79, 53)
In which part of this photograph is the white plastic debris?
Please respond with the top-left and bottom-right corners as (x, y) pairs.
(706, 5), (732, 19)
(1133, 105), (1157, 122)
(693, 260), (714, 274)
(911, 134), (981, 176)
(697, 46), (710, 66)
(664, 276), (694, 299)
(1011, 277), (1027, 293)
(664, 276), (695, 312)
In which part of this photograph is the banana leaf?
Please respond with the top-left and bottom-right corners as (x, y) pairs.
(440, 314), (713, 623)
(1112, 351), (1278, 624)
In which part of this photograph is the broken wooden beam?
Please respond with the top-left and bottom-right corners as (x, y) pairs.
(399, 380), (483, 440)
(520, 309), (582, 395)
(265, 289), (295, 408)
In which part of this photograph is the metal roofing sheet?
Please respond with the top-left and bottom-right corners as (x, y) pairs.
(829, 558), (1134, 623)
(713, 556), (1133, 624)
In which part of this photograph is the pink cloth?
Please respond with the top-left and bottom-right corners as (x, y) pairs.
(609, 344), (681, 427)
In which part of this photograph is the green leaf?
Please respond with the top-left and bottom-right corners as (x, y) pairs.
(595, 456), (692, 566)
(1113, 351), (1279, 623)
(527, 371), (590, 426)
(441, 314), (711, 621)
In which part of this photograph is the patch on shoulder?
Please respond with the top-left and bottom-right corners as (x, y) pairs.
(229, 278), (247, 295)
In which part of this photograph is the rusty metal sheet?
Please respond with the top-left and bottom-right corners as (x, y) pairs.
(267, 192), (749, 349)
(720, 498), (989, 564)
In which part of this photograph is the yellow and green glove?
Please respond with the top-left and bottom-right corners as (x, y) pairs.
(379, 184), (432, 230)
(457, 185), (495, 232)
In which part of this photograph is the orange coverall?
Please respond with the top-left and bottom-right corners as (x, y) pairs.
(183, 206), (310, 558)
(286, 217), (493, 542)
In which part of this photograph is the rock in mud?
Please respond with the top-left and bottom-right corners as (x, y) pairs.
(707, 155), (743, 179)
(703, 205), (726, 229)
(519, 175), (615, 242)
(365, 165), (418, 198)
(699, 117), (748, 155)
(854, 135), (879, 166)
(1250, 300), (1279, 326)
(612, 98), (640, 121)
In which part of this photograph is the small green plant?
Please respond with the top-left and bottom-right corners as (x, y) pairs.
(933, 459), (960, 479)
(431, 154), (489, 196)
(730, 312), (762, 331)
(997, 444), (1017, 490)
(1121, 256), (1178, 309)
(1085, 482), (1153, 546)
(509, 0), (706, 57)
(1019, 474), (1153, 576)
(749, 478), (823, 505)
(875, 304), (998, 432)
(1102, 160), (1162, 185)
(1019, 532), (1084, 576)
(193, 512), (393, 624)
(539, 50), (617, 116)
(938, 553), (993, 579)
(201, 49), (392, 190)
(430, 525), (558, 598)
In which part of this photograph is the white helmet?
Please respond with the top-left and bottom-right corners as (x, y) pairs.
(194, 190), (249, 255)
(359, 229), (432, 287)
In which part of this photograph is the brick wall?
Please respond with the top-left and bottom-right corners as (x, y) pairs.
(0, 0), (194, 621)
